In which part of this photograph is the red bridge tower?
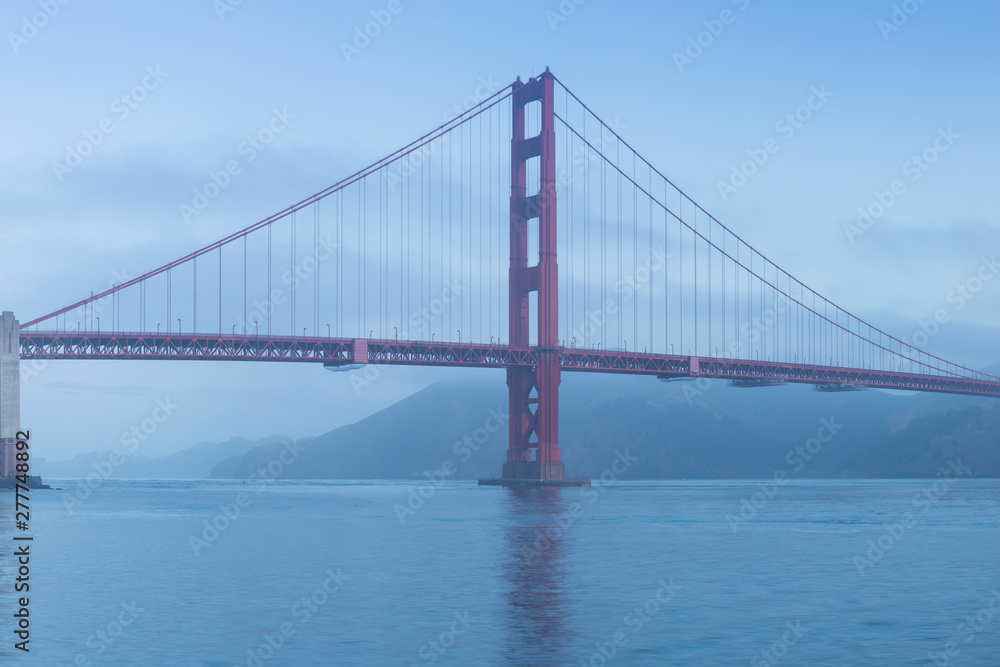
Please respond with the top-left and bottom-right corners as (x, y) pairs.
(483, 69), (587, 486)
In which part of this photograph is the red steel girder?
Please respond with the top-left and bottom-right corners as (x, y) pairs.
(19, 332), (1000, 397)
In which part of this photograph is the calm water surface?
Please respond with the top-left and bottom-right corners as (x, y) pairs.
(2, 478), (998, 665)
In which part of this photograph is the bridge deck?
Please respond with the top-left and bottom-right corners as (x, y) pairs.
(19, 331), (1000, 398)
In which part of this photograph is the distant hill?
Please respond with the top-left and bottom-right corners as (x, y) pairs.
(847, 402), (1000, 477)
(208, 374), (1000, 480)
(210, 381), (510, 480)
(41, 373), (997, 481)
(34, 436), (272, 479)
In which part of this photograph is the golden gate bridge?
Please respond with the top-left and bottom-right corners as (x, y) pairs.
(4, 69), (998, 484)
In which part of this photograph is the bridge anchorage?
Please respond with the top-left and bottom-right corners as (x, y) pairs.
(0, 313), (19, 479)
(8, 68), (1000, 483)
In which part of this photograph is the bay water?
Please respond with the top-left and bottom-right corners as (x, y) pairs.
(2, 478), (998, 665)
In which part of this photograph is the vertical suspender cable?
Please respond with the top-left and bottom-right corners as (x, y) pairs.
(460, 120), (464, 340)
(404, 153), (409, 339)
(488, 104), (492, 341)
(218, 246), (222, 335)
(315, 201), (320, 338)
(243, 236), (247, 335)
(267, 224), (271, 336)
(679, 194), (682, 354)
(615, 140), (620, 349)
(378, 174), (382, 337)
(628, 153), (634, 351)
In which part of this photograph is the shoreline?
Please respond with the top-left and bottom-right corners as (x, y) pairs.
(0, 476), (52, 490)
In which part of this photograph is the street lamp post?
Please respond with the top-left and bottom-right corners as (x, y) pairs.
(96, 317), (100, 332)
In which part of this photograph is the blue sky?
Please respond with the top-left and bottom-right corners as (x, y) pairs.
(2, 0), (998, 460)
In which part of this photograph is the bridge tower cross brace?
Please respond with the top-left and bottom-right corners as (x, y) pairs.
(502, 69), (565, 482)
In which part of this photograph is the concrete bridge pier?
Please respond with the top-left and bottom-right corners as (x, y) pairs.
(0, 312), (20, 477)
